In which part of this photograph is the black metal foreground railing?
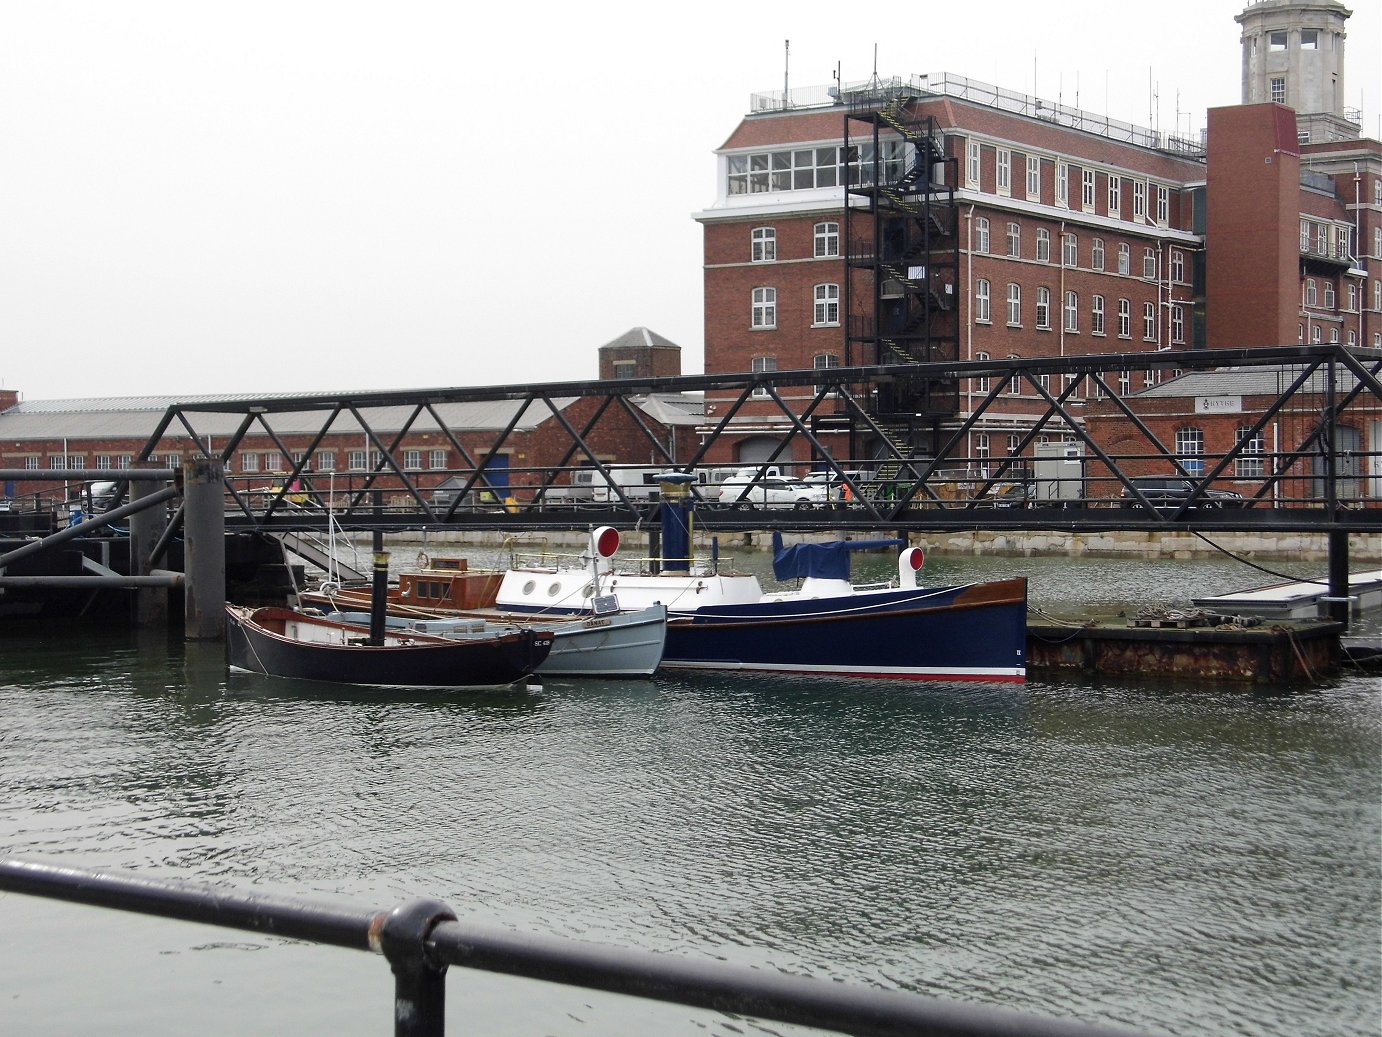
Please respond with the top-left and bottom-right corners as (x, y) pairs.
(0, 858), (1151, 1037)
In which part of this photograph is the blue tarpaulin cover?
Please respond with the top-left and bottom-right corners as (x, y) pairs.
(771, 531), (904, 582)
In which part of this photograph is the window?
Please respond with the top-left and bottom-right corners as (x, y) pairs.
(23, 455), (39, 470)
(1317, 225), (1327, 255)
(1143, 369), (1157, 390)
(428, 449), (446, 470)
(1091, 237), (1104, 271)
(1376, 179), (1382, 207)
(1118, 298), (1131, 338)
(404, 449), (422, 470)
(1171, 304), (1186, 343)
(1143, 302), (1157, 340)
(1236, 425), (1266, 478)
(975, 217), (990, 253)
(1006, 222), (1021, 257)
(1271, 77), (1286, 104)
(966, 140), (981, 187)
(812, 352), (840, 393)
(1301, 220), (1312, 251)
(1305, 279), (1317, 306)
(1062, 233), (1077, 267)
(242, 453), (260, 474)
(1064, 291), (1079, 332)
(975, 279), (992, 322)
(1032, 228), (1049, 263)
(996, 148), (1011, 193)
(1142, 248), (1157, 279)
(263, 451), (281, 472)
(975, 433), (990, 462)
(1330, 328), (1339, 343)
(1347, 284), (1357, 311)
(317, 450), (336, 472)
(1324, 282), (1335, 309)
(348, 450), (367, 471)
(1118, 370), (1131, 395)
(751, 287), (776, 328)
(1091, 295), (1106, 335)
(1269, 30), (1287, 50)
(1026, 155), (1040, 197)
(1118, 243), (1130, 275)
(1177, 427), (1205, 475)
(1036, 287), (1051, 330)
(96, 454), (112, 470)
(1133, 180), (1147, 222)
(1170, 249), (1185, 283)
(1300, 29), (1318, 48)
(1081, 168), (1096, 211)
(117, 455), (133, 470)
(813, 283), (840, 326)
(973, 352), (991, 393)
(1007, 283), (1021, 326)
(1156, 185), (1169, 226)
(1008, 434), (1021, 456)
(1056, 161), (1069, 207)
(1107, 174), (1121, 215)
(1008, 356), (1022, 395)
(814, 222), (839, 258)
(751, 228), (776, 262)
(751, 355), (777, 398)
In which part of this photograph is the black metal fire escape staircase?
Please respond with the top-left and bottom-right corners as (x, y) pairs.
(842, 89), (961, 468)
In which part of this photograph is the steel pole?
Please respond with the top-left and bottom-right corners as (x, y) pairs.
(183, 458), (226, 641)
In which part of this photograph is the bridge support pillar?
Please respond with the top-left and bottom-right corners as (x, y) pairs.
(1326, 529), (1350, 627)
(129, 463), (169, 627)
(184, 458), (226, 641)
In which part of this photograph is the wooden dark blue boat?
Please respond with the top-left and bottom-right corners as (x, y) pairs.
(225, 604), (554, 688)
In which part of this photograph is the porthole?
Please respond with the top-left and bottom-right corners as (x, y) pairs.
(522, 580), (536, 595)
(548, 582), (562, 597)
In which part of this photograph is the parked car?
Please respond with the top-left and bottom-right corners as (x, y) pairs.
(974, 482), (1032, 508)
(802, 469), (870, 501)
(717, 474), (829, 509)
(1120, 476), (1244, 509)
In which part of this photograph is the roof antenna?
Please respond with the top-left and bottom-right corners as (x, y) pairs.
(784, 39), (790, 103)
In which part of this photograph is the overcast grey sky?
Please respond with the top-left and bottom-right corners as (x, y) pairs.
(2, 0), (1378, 402)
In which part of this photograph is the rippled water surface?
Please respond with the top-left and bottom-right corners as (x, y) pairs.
(1, 549), (1378, 1036)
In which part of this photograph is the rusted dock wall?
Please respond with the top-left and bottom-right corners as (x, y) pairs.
(1027, 619), (1343, 684)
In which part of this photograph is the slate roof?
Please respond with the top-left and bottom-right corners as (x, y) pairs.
(1136, 365), (1364, 397)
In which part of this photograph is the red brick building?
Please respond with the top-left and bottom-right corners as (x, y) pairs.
(694, 0), (1379, 494)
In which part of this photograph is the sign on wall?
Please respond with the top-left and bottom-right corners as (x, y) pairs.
(1195, 396), (1243, 414)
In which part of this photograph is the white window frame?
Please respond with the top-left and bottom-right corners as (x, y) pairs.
(1026, 155), (1040, 198)
(1107, 174), (1121, 215)
(975, 217), (990, 254)
(814, 221), (839, 258)
(1170, 249), (1185, 283)
(974, 352), (990, 394)
(1117, 298), (1131, 338)
(1006, 221), (1020, 257)
(1056, 161), (1069, 207)
(751, 287), (777, 329)
(428, 449), (446, 470)
(1062, 233), (1077, 267)
(1006, 283), (1021, 326)
(751, 227), (776, 263)
(1143, 302), (1157, 341)
(1081, 169), (1096, 212)
(996, 148), (1011, 195)
(1118, 243), (1131, 276)
(975, 279), (992, 323)
(317, 450), (336, 472)
(813, 283), (840, 326)
(1091, 238), (1104, 271)
(1171, 304), (1186, 344)
(1142, 248), (1157, 279)
(1236, 425), (1266, 478)
(1091, 294), (1106, 336)
(1156, 185), (1169, 227)
(404, 449), (423, 471)
(966, 140), (981, 187)
(1036, 228), (1051, 263)
(1036, 287), (1051, 330)
(1064, 291), (1079, 333)
(1133, 180), (1147, 223)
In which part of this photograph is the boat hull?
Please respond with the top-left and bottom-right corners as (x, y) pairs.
(661, 579), (1027, 682)
(225, 605), (554, 688)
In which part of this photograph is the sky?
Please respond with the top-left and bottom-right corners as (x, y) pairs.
(2, 0), (1379, 402)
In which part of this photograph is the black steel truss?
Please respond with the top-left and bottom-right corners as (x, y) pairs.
(120, 344), (1379, 536)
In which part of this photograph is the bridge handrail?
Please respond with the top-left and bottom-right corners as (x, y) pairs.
(0, 857), (1149, 1037)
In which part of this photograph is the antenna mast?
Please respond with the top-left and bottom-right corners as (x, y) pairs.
(784, 39), (790, 102)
